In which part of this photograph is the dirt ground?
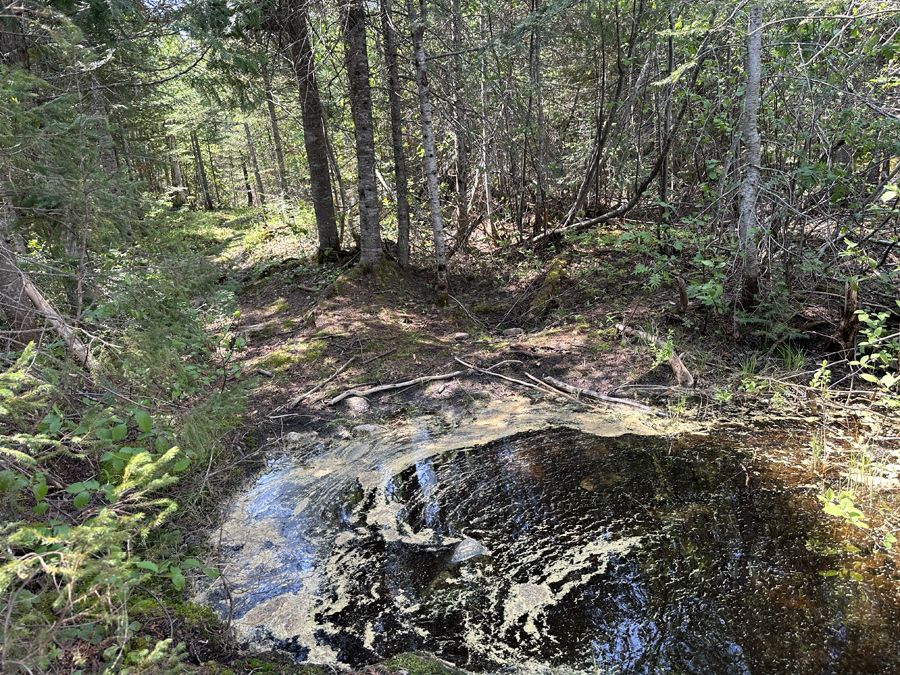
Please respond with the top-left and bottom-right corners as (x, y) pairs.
(232, 234), (739, 437)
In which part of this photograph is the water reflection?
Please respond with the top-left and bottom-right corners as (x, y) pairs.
(202, 424), (900, 674)
(320, 429), (900, 673)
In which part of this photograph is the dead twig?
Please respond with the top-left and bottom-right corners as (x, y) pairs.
(453, 357), (559, 397)
(288, 356), (357, 408)
(524, 373), (604, 412)
(543, 376), (667, 417)
(328, 369), (468, 405)
(361, 347), (397, 366)
(615, 323), (694, 388)
(450, 294), (485, 328)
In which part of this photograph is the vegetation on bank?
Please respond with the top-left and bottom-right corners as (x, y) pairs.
(2, 0), (900, 671)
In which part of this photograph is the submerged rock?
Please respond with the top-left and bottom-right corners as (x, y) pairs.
(450, 537), (490, 563)
(352, 424), (381, 435)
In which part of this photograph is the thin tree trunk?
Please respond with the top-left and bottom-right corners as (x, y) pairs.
(205, 138), (221, 207)
(241, 160), (253, 206)
(738, 4), (763, 310)
(243, 122), (266, 206)
(167, 127), (187, 208)
(191, 129), (213, 210)
(263, 69), (287, 196)
(451, 0), (471, 250)
(479, 11), (496, 239)
(530, 0), (546, 240)
(408, 0), (449, 305)
(0, 199), (42, 349)
(285, 7), (340, 260)
(658, 11), (674, 238)
(380, 0), (411, 269)
(340, 0), (382, 270)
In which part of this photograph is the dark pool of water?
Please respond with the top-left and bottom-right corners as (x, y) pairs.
(315, 428), (900, 674)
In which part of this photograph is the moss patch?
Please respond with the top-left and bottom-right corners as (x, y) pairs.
(381, 652), (469, 675)
(259, 341), (326, 372)
(266, 297), (289, 314)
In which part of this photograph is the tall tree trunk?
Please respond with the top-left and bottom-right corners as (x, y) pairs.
(380, 0), (411, 269)
(479, 11), (496, 239)
(737, 4), (763, 310)
(263, 69), (287, 196)
(285, 7), (340, 260)
(530, 0), (546, 240)
(451, 0), (471, 250)
(0, 199), (42, 349)
(340, 0), (383, 271)
(243, 122), (266, 207)
(241, 160), (253, 206)
(205, 138), (221, 207)
(190, 129), (213, 210)
(408, 0), (449, 305)
(657, 11), (674, 239)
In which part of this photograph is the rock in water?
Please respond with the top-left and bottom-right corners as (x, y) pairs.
(451, 537), (490, 563)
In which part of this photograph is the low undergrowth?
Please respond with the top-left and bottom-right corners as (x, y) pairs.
(0, 207), (263, 674)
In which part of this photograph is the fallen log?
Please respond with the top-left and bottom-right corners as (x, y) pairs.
(328, 369), (468, 405)
(542, 376), (666, 417)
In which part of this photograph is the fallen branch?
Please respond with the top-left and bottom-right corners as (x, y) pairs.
(328, 369), (467, 405)
(453, 357), (557, 395)
(543, 376), (666, 417)
(615, 323), (694, 388)
(524, 373), (604, 412)
(361, 347), (397, 366)
(289, 356), (357, 408)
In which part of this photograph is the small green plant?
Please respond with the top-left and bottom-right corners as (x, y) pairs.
(819, 488), (869, 529)
(648, 331), (675, 368)
(777, 344), (807, 373)
(851, 306), (900, 402)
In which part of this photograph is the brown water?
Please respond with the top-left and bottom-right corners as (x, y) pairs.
(199, 404), (900, 674)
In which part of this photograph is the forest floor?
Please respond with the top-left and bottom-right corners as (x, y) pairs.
(187, 208), (900, 675)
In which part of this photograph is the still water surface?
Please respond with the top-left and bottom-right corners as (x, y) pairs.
(202, 412), (900, 674)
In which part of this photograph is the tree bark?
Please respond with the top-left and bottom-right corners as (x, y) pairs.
(379, 0), (411, 269)
(451, 0), (471, 250)
(190, 129), (213, 210)
(530, 0), (546, 240)
(737, 4), (763, 310)
(241, 160), (253, 206)
(263, 68), (288, 196)
(166, 124), (186, 208)
(340, 0), (383, 270)
(0, 199), (42, 349)
(408, 0), (449, 305)
(285, 6), (340, 260)
(243, 122), (266, 206)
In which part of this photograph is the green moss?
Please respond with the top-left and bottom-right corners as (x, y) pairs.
(382, 652), (468, 675)
(266, 297), (288, 314)
(259, 341), (326, 371)
(174, 602), (219, 627)
(283, 319), (297, 330)
(472, 304), (505, 314)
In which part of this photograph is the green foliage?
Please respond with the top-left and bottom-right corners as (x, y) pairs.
(0, 210), (245, 674)
(819, 488), (870, 530)
(851, 307), (900, 401)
